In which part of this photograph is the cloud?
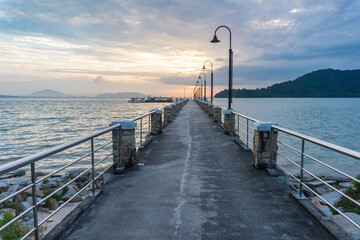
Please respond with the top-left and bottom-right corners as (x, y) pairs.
(93, 76), (103, 84)
(0, 0), (360, 95)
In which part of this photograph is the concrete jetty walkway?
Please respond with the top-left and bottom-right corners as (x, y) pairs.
(62, 101), (332, 240)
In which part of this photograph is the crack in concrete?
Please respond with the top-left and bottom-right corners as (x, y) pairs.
(171, 116), (192, 236)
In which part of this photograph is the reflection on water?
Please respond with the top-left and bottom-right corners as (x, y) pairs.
(213, 98), (360, 177)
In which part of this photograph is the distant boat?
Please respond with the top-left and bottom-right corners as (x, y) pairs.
(128, 96), (177, 103)
(128, 97), (146, 103)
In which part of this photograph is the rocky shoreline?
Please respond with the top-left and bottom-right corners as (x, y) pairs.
(287, 175), (360, 237)
(0, 169), (105, 237)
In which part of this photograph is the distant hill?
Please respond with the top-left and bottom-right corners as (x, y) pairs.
(95, 92), (146, 98)
(0, 95), (17, 98)
(27, 89), (69, 97)
(215, 69), (360, 98)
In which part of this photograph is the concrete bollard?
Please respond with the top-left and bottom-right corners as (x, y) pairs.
(223, 109), (235, 135)
(150, 109), (163, 134)
(204, 102), (208, 114)
(213, 105), (221, 122)
(209, 103), (214, 117)
(172, 104), (177, 116)
(165, 105), (172, 122)
(252, 122), (278, 169)
(110, 120), (137, 168)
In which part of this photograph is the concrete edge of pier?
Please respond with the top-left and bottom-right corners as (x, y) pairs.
(42, 190), (103, 240)
(290, 193), (354, 240)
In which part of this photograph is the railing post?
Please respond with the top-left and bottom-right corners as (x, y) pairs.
(224, 109), (235, 135)
(213, 106), (221, 123)
(208, 103), (214, 117)
(246, 119), (249, 148)
(150, 109), (163, 135)
(31, 163), (39, 240)
(140, 118), (143, 146)
(110, 120), (136, 167)
(299, 139), (305, 197)
(237, 115), (240, 136)
(252, 122), (278, 170)
(91, 138), (95, 195)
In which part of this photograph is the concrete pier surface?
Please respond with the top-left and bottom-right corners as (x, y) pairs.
(62, 101), (332, 240)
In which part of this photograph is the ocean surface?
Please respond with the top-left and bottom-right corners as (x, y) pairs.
(0, 97), (359, 177)
(0, 98), (168, 173)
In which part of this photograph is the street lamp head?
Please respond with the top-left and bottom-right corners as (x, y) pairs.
(210, 35), (220, 43)
(202, 65), (206, 70)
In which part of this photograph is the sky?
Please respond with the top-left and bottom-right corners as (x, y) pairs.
(0, 0), (359, 97)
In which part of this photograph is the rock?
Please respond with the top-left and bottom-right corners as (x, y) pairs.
(13, 169), (25, 177)
(339, 182), (353, 188)
(47, 198), (59, 210)
(38, 206), (51, 213)
(75, 182), (84, 190)
(26, 196), (45, 206)
(317, 205), (333, 217)
(0, 181), (8, 192)
(19, 201), (33, 218)
(306, 180), (337, 188)
(45, 182), (58, 188)
(25, 188), (43, 197)
(313, 191), (342, 206)
(74, 174), (89, 183)
(66, 185), (79, 192)
(61, 189), (82, 203)
(8, 184), (20, 194)
(35, 172), (46, 178)
(0, 192), (10, 201)
(66, 172), (80, 180)
(314, 186), (333, 195)
(9, 177), (30, 185)
(0, 208), (16, 218)
(332, 213), (360, 235)
(22, 219), (34, 227)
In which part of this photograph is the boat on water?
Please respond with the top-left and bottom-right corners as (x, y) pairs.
(128, 96), (177, 103)
(128, 97), (146, 103)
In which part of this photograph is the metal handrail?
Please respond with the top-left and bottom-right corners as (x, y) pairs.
(271, 124), (360, 230)
(272, 125), (360, 160)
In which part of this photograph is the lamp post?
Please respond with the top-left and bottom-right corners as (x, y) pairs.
(202, 60), (213, 103)
(194, 81), (199, 99)
(199, 72), (206, 101)
(198, 75), (203, 100)
(211, 25), (233, 109)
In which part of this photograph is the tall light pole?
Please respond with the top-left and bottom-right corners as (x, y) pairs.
(199, 72), (206, 101)
(198, 75), (203, 100)
(194, 81), (199, 99)
(211, 25), (233, 109)
(202, 60), (213, 103)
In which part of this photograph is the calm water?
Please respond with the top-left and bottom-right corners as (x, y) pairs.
(0, 98), (168, 172)
(214, 98), (360, 177)
(0, 98), (359, 177)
